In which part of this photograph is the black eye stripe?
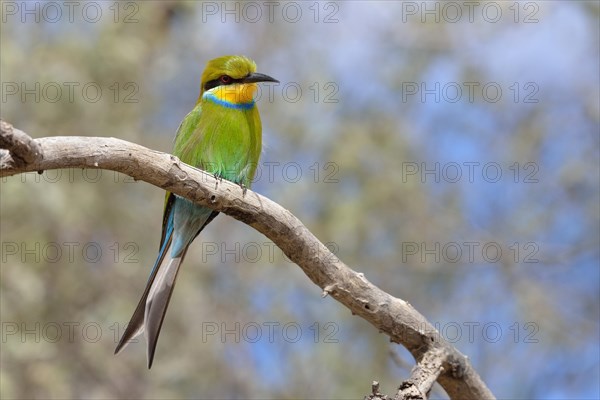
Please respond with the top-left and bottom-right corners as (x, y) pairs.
(204, 76), (243, 91)
(203, 79), (221, 91)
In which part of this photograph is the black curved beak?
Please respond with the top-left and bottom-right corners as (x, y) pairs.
(242, 72), (279, 84)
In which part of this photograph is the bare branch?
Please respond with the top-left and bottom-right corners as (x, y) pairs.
(0, 120), (43, 168)
(396, 348), (445, 399)
(365, 381), (391, 400)
(0, 120), (496, 400)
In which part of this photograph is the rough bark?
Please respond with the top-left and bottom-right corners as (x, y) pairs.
(0, 120), (496, 400)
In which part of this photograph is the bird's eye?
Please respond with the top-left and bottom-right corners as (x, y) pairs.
(219, 75), (232, 84)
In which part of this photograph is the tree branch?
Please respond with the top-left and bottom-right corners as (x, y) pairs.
(0, 120), (496, 400)
(396, 348), (445, 399)
(0, 120), (43, 167)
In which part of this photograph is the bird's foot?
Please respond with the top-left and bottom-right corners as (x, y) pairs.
(213, 173), (223, 189)
(238, 182), (248, 196)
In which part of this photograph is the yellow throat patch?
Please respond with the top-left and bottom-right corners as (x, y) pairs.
(212, 83), (257, 105)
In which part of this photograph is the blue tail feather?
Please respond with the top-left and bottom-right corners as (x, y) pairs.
(115, 196), (219, 365)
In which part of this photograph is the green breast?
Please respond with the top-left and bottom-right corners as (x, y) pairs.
(173, 99), (262, 187)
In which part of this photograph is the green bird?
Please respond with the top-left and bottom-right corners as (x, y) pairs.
(115, 55), (278, 368)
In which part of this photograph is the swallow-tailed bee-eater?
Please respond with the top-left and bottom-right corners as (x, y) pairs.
(114, 55), (278, 368)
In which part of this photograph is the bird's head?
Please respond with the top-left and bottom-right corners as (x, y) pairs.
(198, 55), (278, 105)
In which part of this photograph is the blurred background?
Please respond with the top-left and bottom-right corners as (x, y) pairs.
(1, 1), (598, 399)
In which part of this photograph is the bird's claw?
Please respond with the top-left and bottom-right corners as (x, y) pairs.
(213, 173), (223, 189)
(238, 182), (248, 196)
